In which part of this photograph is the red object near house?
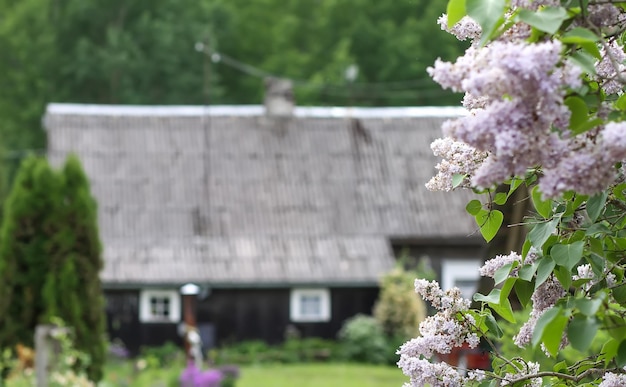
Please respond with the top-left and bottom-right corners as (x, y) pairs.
(438, 343), (491, 371)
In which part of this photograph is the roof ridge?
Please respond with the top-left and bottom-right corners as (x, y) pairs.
(45, 103), (466, 119)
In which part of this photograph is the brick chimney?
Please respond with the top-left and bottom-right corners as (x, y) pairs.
(264, 77), (294, 117)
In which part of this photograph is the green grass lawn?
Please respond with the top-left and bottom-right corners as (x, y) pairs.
(238, 363), (408, 387)
(100, 362), (408, 387)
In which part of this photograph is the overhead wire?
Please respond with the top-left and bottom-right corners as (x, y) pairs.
(200, 48), (460, 100)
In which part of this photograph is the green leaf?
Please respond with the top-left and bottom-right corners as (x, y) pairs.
(500, 277), (516, 300)
(575, 297), (603, 316)
(602, 338), (619, 366)
(568, 315), (599, 352)
(569, 51), (597, 75)
(467, 0), (506, 44)
(554, 265), (572, 290)
(561, 28), (601, 59)
(606, 315), (626, 340)
(561, 27), (599, 44)
(613, 284), (626, 305)
(474, 288), (501, 304)
(519, 263), (537, 282)
(494, 262), (515, 285)
(551, 241), (584, 271)
(617, 340), (626, 367)
(564, 96), (589, 132)
(535, 256), (556, 290)
(613, 182), (626, 200)
(447, 0), (467, 27)
(531, 185), (552, 218)
(616, 95), (626, 112)
(543, 313), (569, 357)
(466, 199), (482, 216)
(452, 173), (466, 188)
(532, 306), (561, 347)
(528, 217), (560, 249)
(475, 209), (504, 242)
(587, 192), (607, 222)
(485, 313), (503, 338)
(493, 192), (507, 205)
(517, 7), (568, 34)
(522, 239), (532, 259)
(489, 298), (515, 323)
(514, 279), (534, 308)
(507, 178), (523, 198)
(553, 360), (567, 373)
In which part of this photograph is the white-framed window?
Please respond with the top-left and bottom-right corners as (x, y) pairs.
(139, 289), (181, 323)
(441, 259), (482, 300)
(290, 288), (331, 323)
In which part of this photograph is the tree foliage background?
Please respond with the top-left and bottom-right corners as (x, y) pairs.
(0, 155), (106, 382)
(0, 0), (465, 183)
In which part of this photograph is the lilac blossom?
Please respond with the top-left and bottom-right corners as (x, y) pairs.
(398, 280), (483, 386)
(501, 361), (542, 387)
(587, 4), (625, 29)
(514, 276), (566, 347)
(426, 137), (488, 191)
(596, 42), (626, 95)
(425, 37), (626, 197)
(437, 14), (481, 42)
(510, 0), (560, 9)
(600, 372), (626, 387)
(479, 252), (522, 278)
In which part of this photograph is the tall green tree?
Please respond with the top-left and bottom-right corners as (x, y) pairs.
(0, 156), (61, 349)
(42, 155), (106, 382)
(0, 155), (106, 382)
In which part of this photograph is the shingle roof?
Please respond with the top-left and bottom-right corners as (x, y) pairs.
(44, 104), (481, 286)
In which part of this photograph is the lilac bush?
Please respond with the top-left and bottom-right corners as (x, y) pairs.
(401, 0), (626, 385)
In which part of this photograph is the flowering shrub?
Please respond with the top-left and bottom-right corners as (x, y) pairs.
(1, 318), (93, 387)
(179, 361), (240, 387)
(400, 1), (626, 386)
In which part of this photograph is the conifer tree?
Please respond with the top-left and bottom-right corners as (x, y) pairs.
(42, 154), (106, 382)
(0, 155), (106, 382)
(0, 156), (61, 349)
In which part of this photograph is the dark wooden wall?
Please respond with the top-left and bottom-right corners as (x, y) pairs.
(104, 286), (379, 355)
(105, 290), (182, 356)
(196, 287), (379, 345)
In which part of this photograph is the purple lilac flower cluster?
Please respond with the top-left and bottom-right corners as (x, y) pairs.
(514, 276), (566, 348)
(479, 251), (522, 278)
(600, 372), (626, 387)
(427, 2), (626, 198)
(596, 41), (626, 95)
(428, 40), (584, 194)
(397, 280), (482, 386)
(437, 14), (481, 42)
(501, 361), (542, 387)
(426, 137), (488, 191)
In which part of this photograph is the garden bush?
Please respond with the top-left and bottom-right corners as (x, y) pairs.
(373, 264), (427, 340)
(213, 338), (338, 365)
(337, 314), (388, 364)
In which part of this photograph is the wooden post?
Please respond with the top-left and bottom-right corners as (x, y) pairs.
(35, 325), (51, 387)
(180, 283), (201, 366)
(34, 325), (68, 387)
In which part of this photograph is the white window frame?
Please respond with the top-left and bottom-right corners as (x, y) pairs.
(441, 259), (482, 301)
(139, 289), (181, 323)
(290, 288), (331, 323)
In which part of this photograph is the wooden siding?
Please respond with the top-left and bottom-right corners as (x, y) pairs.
(105, 286), (379, 354)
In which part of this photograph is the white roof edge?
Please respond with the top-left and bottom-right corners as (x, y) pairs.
(46, 103), (467, 118)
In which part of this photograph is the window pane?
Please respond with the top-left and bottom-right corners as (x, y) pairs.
(300, 295), (321, 317)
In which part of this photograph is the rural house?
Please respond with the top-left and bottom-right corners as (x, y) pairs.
(44, 96), (485, 354)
